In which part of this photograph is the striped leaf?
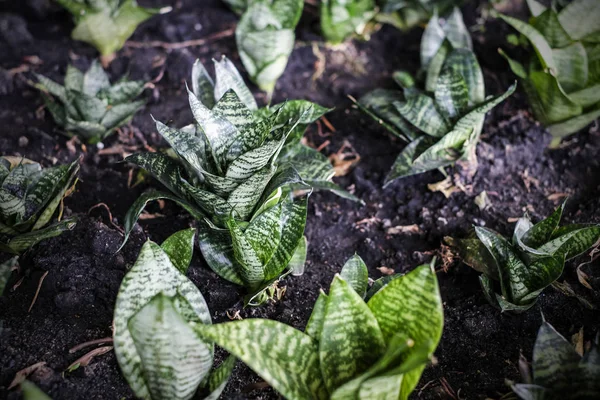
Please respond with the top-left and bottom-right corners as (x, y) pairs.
(394, 92), (450, 137)
(547, 106), (600, 143)
(443, 7), (472, 50)
(537, 225), (600, 260)
(192, 59), (215, 109)
(196, 219), (244, 285)
(4, 218), (77, 254)
(227, 165), (275, 220)
(445, 235), (499, 279)
(125, 152), (189, 199)
(0, 256), (17, 295)
(320, 0), (376, 44)
(203, 355), (237, 400)
(305, 291), (328, 340)
(357, 89), (416, 141)
(520, 202), (565, 248)
(213, 56), (257, 111)
(320, 276), (386, 391)
(434, 71), (469, 121)
(113, 239), (212, 400)
(441, 48), (485, 105)
(420, 10), (445, 69)
(367, 263), (443, 398)
(363, 274), (400, 303)
(340, 254), (369, 298)
(160, 228), (196, 274)
(127, 293), (213, 400)
(194, 319), (328, 400)
(557, 0), (600, 41)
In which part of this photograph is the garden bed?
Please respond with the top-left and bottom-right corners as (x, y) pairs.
(1, 0), (599, 399)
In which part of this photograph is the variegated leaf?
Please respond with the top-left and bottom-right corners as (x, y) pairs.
(320, 0), (376, 44)
(192, 59), (215, 109)
(227, 166), (276, 220)
(520, 202), (565, 248)
(305, 291), (328, 340)
(203, 355), (237, 400)
(441, 48), (485, 105)
(340, 254), (369, 298)
(197, 219), (244, 285)
(20, 381), (51, 400)
(320, 276), (386, 391)
(113, 240), (212, 399)
(213, 56), (257, 111)
(289, 235), (308, 276)
(435, 71), (469, 121)
(160, 228), (196, 274)
(537, 225), (600, 260)
(0, 256), (18, 295)
(194, 319), (328, 399)
(394, 92), (449, 137)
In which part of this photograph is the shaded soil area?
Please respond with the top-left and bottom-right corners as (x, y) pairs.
(1, 0), (600, 399)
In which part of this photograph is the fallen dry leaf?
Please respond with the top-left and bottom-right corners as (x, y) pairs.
(377, 266), (395, 275)
(387, 224), (422, 235)
(428, 176), (460, 198)
(9, 362), (46, 389)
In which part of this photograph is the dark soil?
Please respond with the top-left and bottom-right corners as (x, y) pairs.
(1, 0), (600, 399)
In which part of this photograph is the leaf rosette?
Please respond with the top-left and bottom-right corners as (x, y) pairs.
(512, 321), (600, 399)
(56, 0), (169, 56)
(0, 156), (79, 255)
(34, 60), (146, 143)
(113, 229), (235, 400)
(357, 7), (516, 186)
(497, 0), (600, 147)
(194, 254), (444, 399)
(446, 201), (600, 312)
(123, 57), (357, 305)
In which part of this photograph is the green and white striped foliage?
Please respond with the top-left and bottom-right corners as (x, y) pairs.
(358, 7), (515, 186)
(497, 0), (600, 147)
(376, 0), (458, 31)
(512, 321), (600, 399)
(194, 254), (444, 399)
(446, 200), (600, 312)
(34, 60), (146, 143)
(56, 0), (169, 56)
(0, 156), (79, 255)
(320, 0), (377, 44)
(236, 0), (304, 95)
(113, 229), (235, 400)
(191, 57), (360, 203)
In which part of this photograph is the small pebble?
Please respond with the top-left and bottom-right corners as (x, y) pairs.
(18, 136), (29, 147)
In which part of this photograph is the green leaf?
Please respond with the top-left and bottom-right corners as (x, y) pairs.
(194, 319), (328, 400)
(537, 225), (600, 260)
(320, 276), (386, 391)
(395, 92), (450, 137)
(547, 106), (600, 143)
(289, 235), (308, 276)
(435, 71), (470, 121)
(65, 64), (84, 91)
(113, 240), (212, 399)
(420, 11), (445, 69)
(531, 9), (571, 49)
(552, 42), (589, 93)
(363, 274), (399, 302)
(192, 59), (215, 109)
(204, 355), (236, 400)
(304, 180), (363, 203)
(227, 165), (276, 220)
(20, 381), (51, 400)
(357, 89), (416, 141)
(339, 254), (369, 298)
(445, 235), (499, 279)
(82, 60), (111, 96)
(213, 56), (258, 111)
(425, 41), (451, 94)
(100, 80), (145, 104)
(521, 202), (565, 248)
(320, 0), (376, 44)
(160, 228), (196, 274)
(0, 256), (17, 295)
(304, 291), (328, 340)
(368, 264), (443, 398)
(383, 136), (430, 185)
(227, 216), (266, 287)
(125, 152), (188, 199)
(497, 13), (556, 72)
(100, 100), (145, 130)
(443, 7), (472, 50)
(196, 219), (244, 285)
(127, 293), (213, 400)
(557, 0), (600, 41)
(6, 218), (77, 254)
(441, 48), (485, 105)
(526, 0), (546, 17)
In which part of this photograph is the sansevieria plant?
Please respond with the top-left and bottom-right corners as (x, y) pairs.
(320, 0), (377, 44)
(194, 254), (444, 399)
(113, 229), (235, 400)
(235, 0), (303, 96)
(446, 201), (600, 312)
(357, 7), (515, 186)
(123, 57), (355, 305)
(0, 156), (79, 255)
(376, 0), (458, 31)
(497, 0), (600, 147)
(512, 321), (600, 399)
(56, 0), (170, 58)
(34, 60), (146, 144)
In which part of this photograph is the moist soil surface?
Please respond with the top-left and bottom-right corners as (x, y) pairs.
(1, 0), (600, 399)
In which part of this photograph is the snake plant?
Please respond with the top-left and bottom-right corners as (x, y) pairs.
(0, 156), (79, 255)
(376, 0), (457, 31)
(34, 60), (146, 144)
(512, 321), (600, 399)
(497, 0), (600, 147)
(446, 201), (600, 312)
(194, 254), (444, 399)
(320, 0), (377, 44)
(123, 57), (355, 305)
(357, 7), (515, 186)
(56, 0), (169, 57)
(113, 229), (235, 400)
(235, 0), (303, 96)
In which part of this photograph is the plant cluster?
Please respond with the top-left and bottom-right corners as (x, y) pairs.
(34, 61), (146, 144)
(194, 254), (444, 399)
(0, 156), (79, 255)
(123, 57), (355, 305)
(357, 8), (515, 186)
(113, 229), (235, 400)
(512, 321), (600, 399)
(497, 0), (600, 147)
(56, 0), (170, 57)
(446, 201), (600, 312)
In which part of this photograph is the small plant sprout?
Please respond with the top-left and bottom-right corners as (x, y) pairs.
(357, 7), (515, 186)
(446, 201), (600, 312)
(193, 254), (444, 399)
(0, 156), (79, 255)
(34, 60), (146, 144)
(56, 0), (171, 60)
(235, 0), (304, 96)
(512, 321), (600, 399)
(320, 0), (377, 44)
(123, 57), (357, 305)
(113, 229), (235, 400)
(496, 0), (600, 147)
